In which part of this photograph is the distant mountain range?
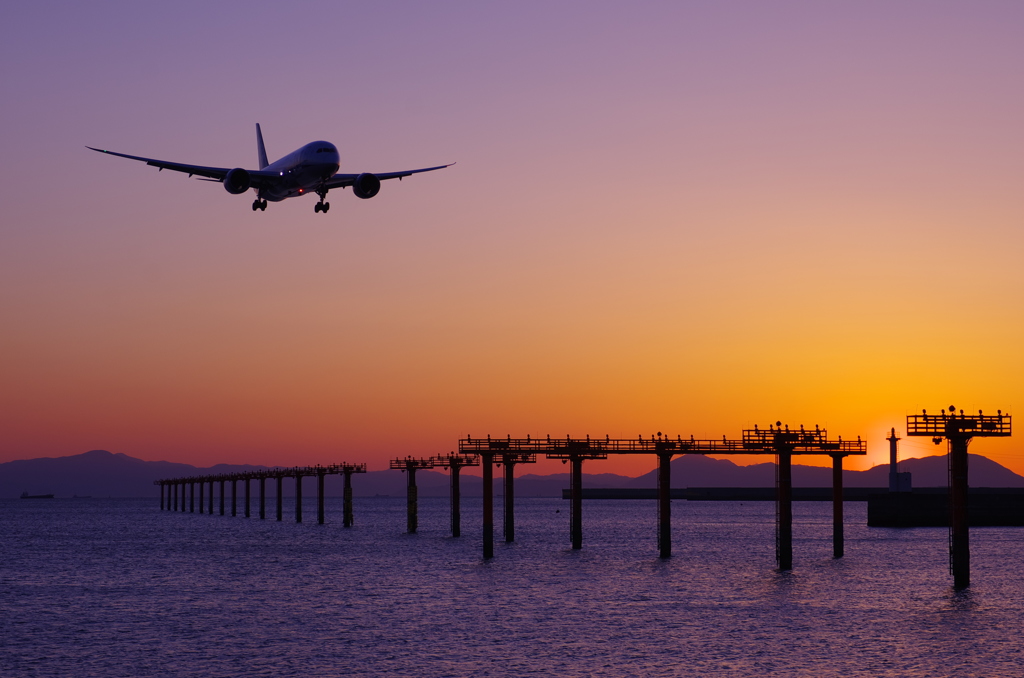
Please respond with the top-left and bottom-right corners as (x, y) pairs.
(2, 449), (1023, 499)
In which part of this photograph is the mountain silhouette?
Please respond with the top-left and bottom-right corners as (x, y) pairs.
(2, 450), (1022, 498)
(626, 453), (1024, 488)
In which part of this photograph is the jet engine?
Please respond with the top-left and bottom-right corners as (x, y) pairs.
(352, 172), (381, 199)
(223, 167), (251, 194)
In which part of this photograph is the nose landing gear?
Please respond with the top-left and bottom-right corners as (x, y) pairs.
(251, 199), (267, 211)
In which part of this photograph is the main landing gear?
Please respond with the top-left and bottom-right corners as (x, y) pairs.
(252, 199), (267, 211)
(314, 186), (330, 213)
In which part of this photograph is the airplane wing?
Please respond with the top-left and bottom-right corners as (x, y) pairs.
(86, 147), (279, 186)
(322, 163), (453, 190)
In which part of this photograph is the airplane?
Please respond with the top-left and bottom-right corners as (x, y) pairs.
(88, 124), (451, 213)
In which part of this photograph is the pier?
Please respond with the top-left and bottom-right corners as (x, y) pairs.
(155, 464), (366, 525)
(434, 452), (480, 538)
(460, 425), (867, 567)
(150, 409), (1021, 589)
(905, 407), (1011, 589)
(389, 457), (437, 534)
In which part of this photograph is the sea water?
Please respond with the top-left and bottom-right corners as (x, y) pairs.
(3, 496), (1024, 677)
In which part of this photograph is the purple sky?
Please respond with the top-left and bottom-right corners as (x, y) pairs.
(3, 2), (1024, 476)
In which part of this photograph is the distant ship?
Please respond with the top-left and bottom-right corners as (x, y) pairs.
(20, 492), (55, 499)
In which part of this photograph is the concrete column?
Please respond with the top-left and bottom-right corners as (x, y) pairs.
(231, 479), (237, 517)
(570, 456), (583, 550)
(406, 467), (418, 534)
(172, 483), (178, 511)
(503, 459), (515, 543)
(259, 476), (266, 520)
(950, 436), (970, 589)
(483, 453), (494, 559)
(832, 454), (844, 559)
(317, 472), (325, 525)
(776, 452), (793, 570)
(199, 481), (204, 514)
(219, 480), (225, 516)
(295, 474), (303, 523)
(181, 483), (186, 512)
(208, 480), (214, 514)
(189, 482), (195, 513)
(276, 476), (283, 521)
(450, 464), (462, 537)
(343, 471), (354, 528)
(244, 478), (250, 518)
(658, 453), (672, 559)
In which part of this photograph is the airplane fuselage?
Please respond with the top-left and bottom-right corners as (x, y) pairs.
(260, 141), (340, 202)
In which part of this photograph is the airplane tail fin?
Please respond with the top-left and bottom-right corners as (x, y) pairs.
(256, 123), (269, 169)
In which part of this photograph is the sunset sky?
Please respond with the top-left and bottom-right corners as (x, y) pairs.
(3, 2), (1023, 478)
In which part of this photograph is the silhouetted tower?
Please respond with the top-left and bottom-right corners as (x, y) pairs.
(887, 428), (911, 492)
(906, 406), (1011, 589)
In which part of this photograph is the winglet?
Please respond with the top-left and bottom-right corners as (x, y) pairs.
(256, 124), (269, 170)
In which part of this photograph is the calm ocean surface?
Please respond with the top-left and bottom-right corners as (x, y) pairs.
(3, 496), (1024, 677)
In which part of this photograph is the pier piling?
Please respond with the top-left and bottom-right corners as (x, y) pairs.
(295, 473), (303, 523)
(343, 470), (354, 527)
(231, 479), (237, 517)
(503, 457), (516, 543)
(776, 450), (793, 571)
(451, 464), (462, 537)
(219, 480), (225, 516)
(536, 438), (606, 551)
(483, 453), (494, 558)
(657, 452), (672, 559)
(317, 468), (325, 525)
(407, 467), (418, 533)
(244, 478), (250, 518)
(190, 481), (195, 513)
(276, 476), (283, 521)
(259, 476), (266, 519)
(950, 436), (970, 588)
(390, 458), (435, 534)
(832, 454), (844, 558)
(570, 456), (583, 550)
(906, 407), (1012, 589)
(436, 453), (479, 538)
